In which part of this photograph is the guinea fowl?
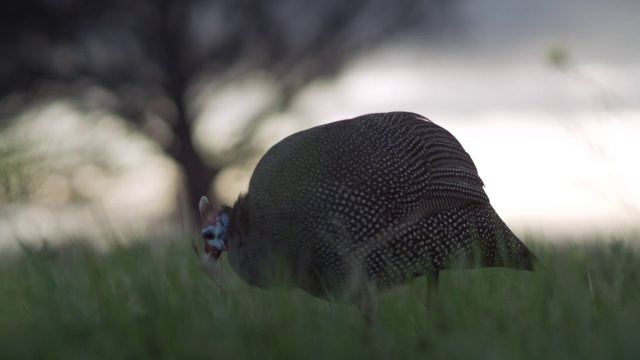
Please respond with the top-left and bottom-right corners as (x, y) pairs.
(198, 112), (540, 312)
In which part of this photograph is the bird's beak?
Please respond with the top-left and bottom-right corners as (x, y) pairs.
(203, 241), (225, 266)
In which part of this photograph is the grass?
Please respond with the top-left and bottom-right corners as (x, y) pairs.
(1, 236), (639, 359)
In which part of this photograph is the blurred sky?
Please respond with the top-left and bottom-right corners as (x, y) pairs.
(2, 0), (639, 250)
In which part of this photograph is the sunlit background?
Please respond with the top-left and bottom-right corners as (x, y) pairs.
(1, 0), (639, 251)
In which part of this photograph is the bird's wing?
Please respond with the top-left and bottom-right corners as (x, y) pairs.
(355, 112), (490, 217)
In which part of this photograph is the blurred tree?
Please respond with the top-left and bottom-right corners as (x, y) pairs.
(0, 141), (40, 203)
(0, 0), (459, 222)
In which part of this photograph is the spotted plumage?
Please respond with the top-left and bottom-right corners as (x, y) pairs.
(199, 112), (540, 304)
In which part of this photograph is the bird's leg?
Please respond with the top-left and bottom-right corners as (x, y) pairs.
(427, 270), (440, 311)
(352, 289), (374, 328)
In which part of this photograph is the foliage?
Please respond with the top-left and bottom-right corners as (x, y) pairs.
(1, 0), (459, 215)
(0, 132), (40, 203)
(1, 237), (639, 359)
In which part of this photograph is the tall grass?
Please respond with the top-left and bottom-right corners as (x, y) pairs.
(1, 236), (639, 359)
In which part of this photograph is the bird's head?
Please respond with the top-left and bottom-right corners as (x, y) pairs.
(198, 196), (230, 266)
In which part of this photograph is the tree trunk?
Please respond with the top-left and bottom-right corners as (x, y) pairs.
(155, 0), (219, 226)
(171, 98), (218, 226)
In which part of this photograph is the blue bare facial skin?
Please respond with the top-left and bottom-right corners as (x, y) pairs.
(202, 211), (229, 260)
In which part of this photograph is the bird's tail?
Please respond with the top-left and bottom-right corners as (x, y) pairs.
(465, 204), (542, 271)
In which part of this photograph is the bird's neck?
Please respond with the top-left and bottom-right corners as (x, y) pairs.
(226, 194), (295, 289)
